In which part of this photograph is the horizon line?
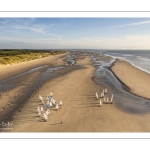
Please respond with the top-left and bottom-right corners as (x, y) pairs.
(1, 48), (150, 51)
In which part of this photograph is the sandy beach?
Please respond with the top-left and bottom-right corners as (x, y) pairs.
(0, 53), (67, 81)
(1, 51), (150, 132)
(111, 60), (150, 99)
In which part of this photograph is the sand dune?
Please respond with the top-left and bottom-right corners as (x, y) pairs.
(0, 53), (67, 81)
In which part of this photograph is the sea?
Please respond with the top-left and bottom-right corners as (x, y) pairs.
(102, 50), (150, 74)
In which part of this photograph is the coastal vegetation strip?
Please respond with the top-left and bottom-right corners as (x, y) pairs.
(0, 49), (66, 65)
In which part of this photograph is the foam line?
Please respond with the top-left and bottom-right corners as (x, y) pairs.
(104, 54), (150, 75)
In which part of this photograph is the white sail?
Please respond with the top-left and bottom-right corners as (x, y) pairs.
(105, 88), (107, 94)
(54, 100), (57, 106)
(40, 107), (44, 112)
(39, 95), (42, 99)
(43, 113), (48, 121)
(110, 97), (113, 104)
(104, 97), (106, 103)
(50, 92), (53, 97)
(38, 110), (41, 115)
(100, 99), (102, 107)
(56, 104), (59, 110)
(39, 95), (43, 102)
(41, 99), (44, 104)
(52, 99), (55, 106)
(37, 106), (40, 112)
(111, 94), (113, 99)
(103, 90), (105, 95)
(96, 92), (98, 99)
(101, 92), (104, 97)
(102, 91), (104, 97)
(49, 101), (52, 107)
(100, 92), (103, 98)
(60, 100), (63, 106)
(106, 97), (109, 104)
(46, 109), (50, 115)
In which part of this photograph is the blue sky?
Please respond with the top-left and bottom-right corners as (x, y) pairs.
(0, 18), (150, 49)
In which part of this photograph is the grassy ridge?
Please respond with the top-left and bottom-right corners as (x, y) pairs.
(0, 49), (66, 65)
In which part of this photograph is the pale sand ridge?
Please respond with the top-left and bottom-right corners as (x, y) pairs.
(111, 60), (150, 99)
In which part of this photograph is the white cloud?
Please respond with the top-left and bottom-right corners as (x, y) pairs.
(0, 21), (8, 24)
(81, 37), (106, 40)
(14, 25), (45, 34)
(47, 33), (63, 39)
(108, 20), (150, 28)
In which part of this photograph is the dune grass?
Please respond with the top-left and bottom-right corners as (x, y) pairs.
(0, 49), (66, 65)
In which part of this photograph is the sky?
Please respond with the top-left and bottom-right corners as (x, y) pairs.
(0, 18), (150, 50)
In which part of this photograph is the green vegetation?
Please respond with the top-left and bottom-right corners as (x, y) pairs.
(0, 49), (66, 65)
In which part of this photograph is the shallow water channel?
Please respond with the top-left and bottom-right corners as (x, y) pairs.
(90, 51), (150, 114)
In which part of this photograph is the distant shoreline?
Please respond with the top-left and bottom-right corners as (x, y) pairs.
(111, 59), (150, 100)
(1, 51), (150, 132)
(103, 51), (150, 75)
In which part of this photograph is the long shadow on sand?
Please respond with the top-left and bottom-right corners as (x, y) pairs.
(71, 105), (100, 108)
(49, 122), (62, 125)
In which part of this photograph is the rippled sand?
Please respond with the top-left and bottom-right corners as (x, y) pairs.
(1, 51), (150, 132)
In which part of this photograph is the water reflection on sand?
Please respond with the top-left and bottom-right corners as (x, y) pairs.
(90, 51), (150, 114)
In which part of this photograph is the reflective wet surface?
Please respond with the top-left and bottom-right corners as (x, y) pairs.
(90, 51), (150, 114)
(0, 54), (82, 122)
(1, 51), (150, 124)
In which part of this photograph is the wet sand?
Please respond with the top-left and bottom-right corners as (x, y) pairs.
(0, 53), (68, 123)
(1, 52), (150, 132)
(111, 60), (150, 99)
(0, 53), (67, 81)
